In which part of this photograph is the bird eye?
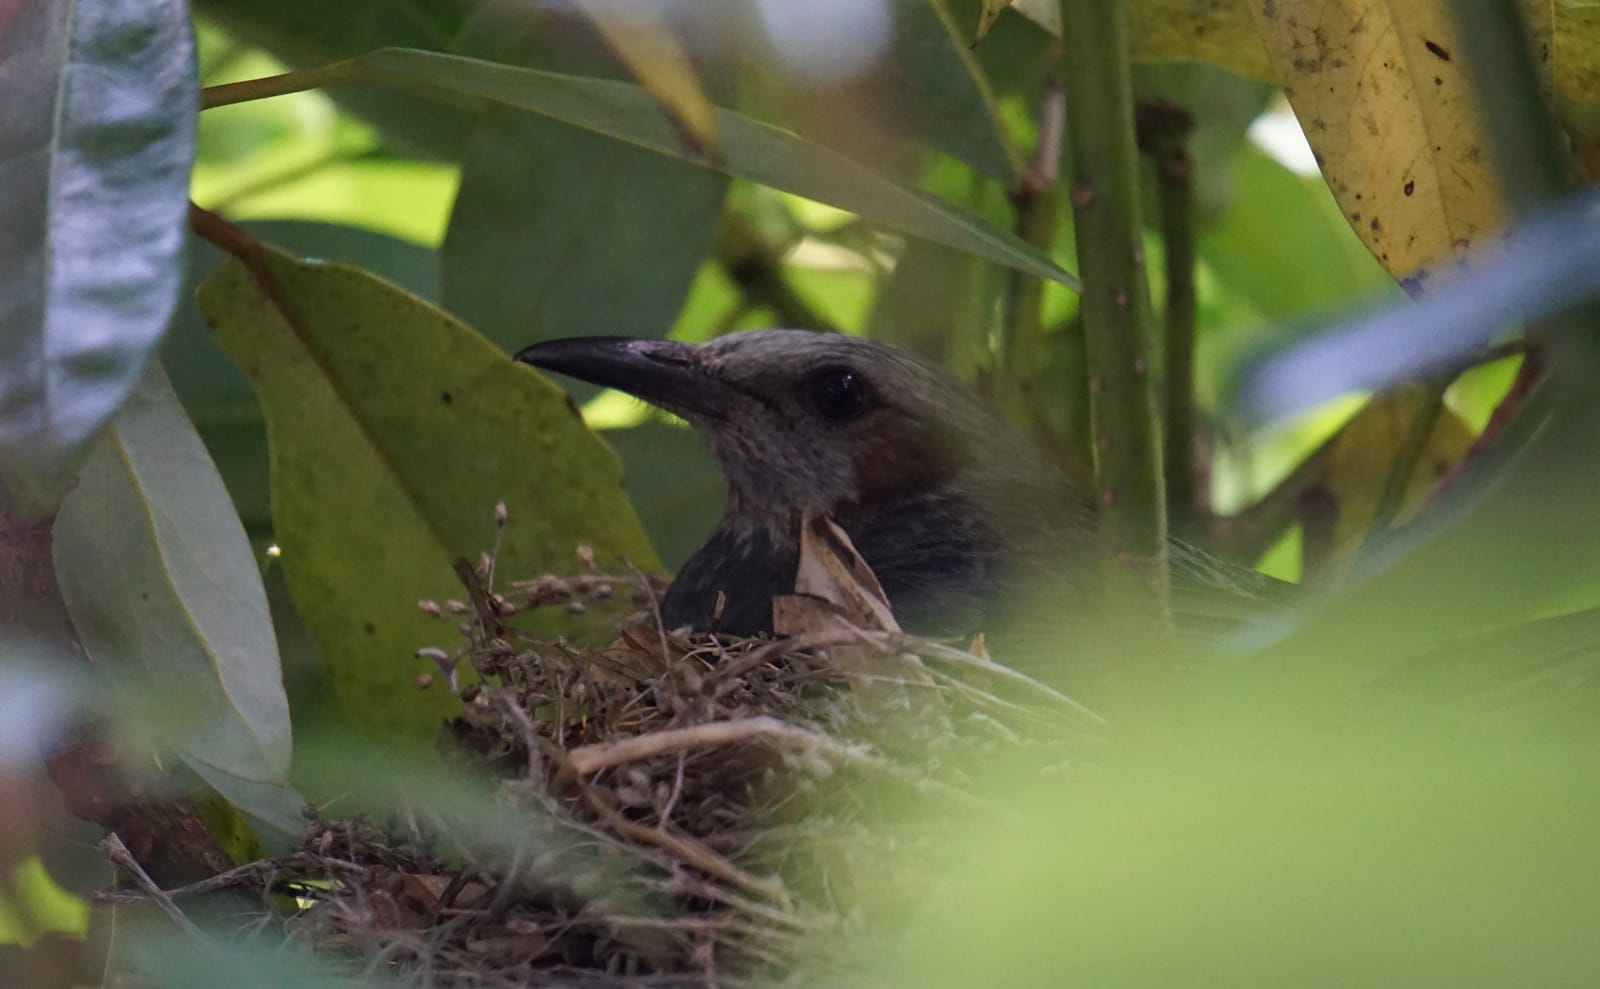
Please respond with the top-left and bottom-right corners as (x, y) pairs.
(804, 366), (871, 421)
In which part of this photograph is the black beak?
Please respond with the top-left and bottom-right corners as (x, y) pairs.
(514, 336), (732, 419)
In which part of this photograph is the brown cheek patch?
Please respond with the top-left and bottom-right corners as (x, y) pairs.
(847, 412), (969, 512)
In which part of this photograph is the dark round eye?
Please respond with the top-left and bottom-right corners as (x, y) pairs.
(804, 366), (871, 421)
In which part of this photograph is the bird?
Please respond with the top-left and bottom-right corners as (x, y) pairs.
(515, 329), (1282, 648)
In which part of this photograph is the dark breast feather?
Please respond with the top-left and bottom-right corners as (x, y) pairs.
(845, 489), (999, 637)
(660, 525), (798, 636)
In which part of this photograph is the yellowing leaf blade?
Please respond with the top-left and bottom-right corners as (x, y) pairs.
(1243, 1), (1549, 284)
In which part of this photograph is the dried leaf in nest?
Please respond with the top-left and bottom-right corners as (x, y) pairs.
(774, 514), (900, 637)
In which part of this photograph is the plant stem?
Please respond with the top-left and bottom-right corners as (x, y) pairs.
(1059, 0), (1168, 613)
(996, 77), (1065, 429)
(1136, 101), (1199, 528)
(200, 61), (362, 110)
(714, 212), (838, 332)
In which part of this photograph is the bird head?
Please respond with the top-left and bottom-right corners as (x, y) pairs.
(515, 330), (1014, 530)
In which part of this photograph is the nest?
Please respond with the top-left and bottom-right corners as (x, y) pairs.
(110, 524), (1095, 987)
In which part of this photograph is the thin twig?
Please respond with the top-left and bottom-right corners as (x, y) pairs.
(1136, 101), (1200, 526)
(996, 75), (1066, 428)
(91, 859), (275, 905)
(102, 834), (210, 943)
(564, 771), (792, 907)
(565, 716), (866, 776)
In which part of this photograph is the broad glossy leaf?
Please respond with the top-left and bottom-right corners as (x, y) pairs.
(197, 245), (660, 737)
(441, 111), (727, 368)
(52, 367), (298, 828)
(0, 0), (196, 510)
(343, 48), (1078, 288)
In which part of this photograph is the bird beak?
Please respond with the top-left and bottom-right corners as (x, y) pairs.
(513, 336), (732, 420)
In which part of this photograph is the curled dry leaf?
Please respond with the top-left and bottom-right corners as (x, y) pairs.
(773, 514), (901, 637)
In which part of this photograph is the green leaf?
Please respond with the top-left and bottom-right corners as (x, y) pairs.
(441, 111), (727, 366)
(0, 0), (197, 512)
(52, 367), (299, 829)
(166, 220), (441, 535)
(194, 0), (477, 157)
(196, 243), (660, 738)
(345, 47), (1078, 288)
(1198, 147), (1398, 398)
(880, 0), (1020, 184)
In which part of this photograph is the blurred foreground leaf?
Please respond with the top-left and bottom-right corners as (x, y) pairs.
(892, 724), (1600, 988)
(52, 367), (300, 833)
(0, 0), (196, 511)
(197, 242), (659, 737)
(1238, 193), (1600, 420)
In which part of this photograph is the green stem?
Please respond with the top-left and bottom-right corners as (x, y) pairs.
(1059, 0), (1168, 612)
(1136, 101), (1199, 528)
(200, 61), (362, 110)
(996, 78), (1065, 429)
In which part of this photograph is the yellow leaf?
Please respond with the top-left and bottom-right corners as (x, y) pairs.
(1313, 386), (1476, 567)
(773, 515), (899, 637)
(1242, 1), (1550, 285)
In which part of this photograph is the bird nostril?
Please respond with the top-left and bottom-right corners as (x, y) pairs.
(637, 344), (694, 368)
